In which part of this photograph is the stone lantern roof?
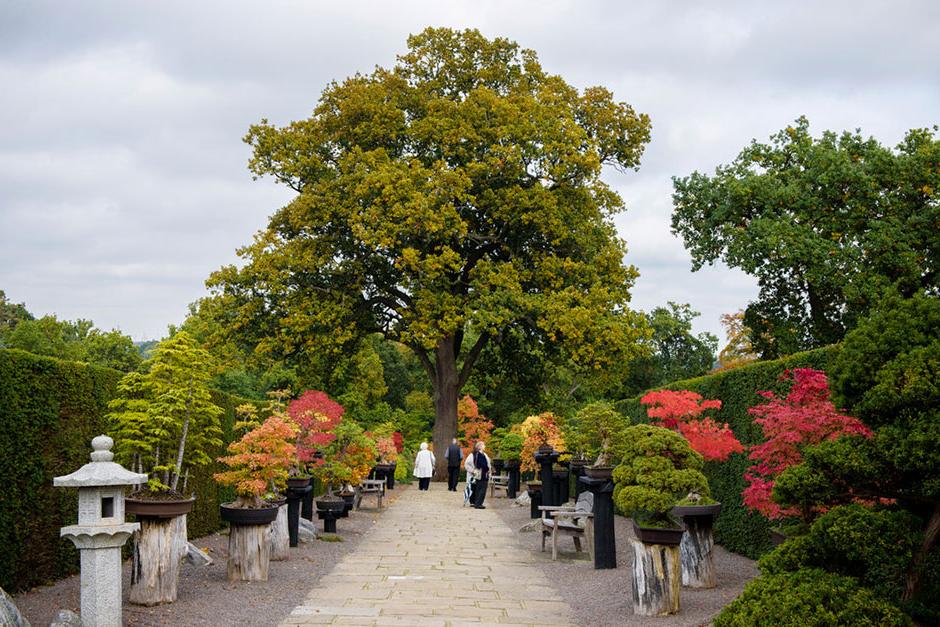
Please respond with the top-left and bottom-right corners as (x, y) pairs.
(54, 435), (149, 487)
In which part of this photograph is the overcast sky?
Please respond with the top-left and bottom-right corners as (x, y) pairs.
(1, 1), (938, 344)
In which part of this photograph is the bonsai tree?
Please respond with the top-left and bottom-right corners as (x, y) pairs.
(457, 395), (493, 458)
(498, 433), (524, 462)
(312, 420), (377, 494)
(514, 412), (565, 473)
(109, 331), (224, 496)
(287, 389), (345, 475)
(641, 389), (743, 463)
(370, 421), (401, 465)
(213, 413), (298, 508)
(741, 368), (871, 523)
(569, 401), (624, 467)
(488, 427), (508, 460)
(613, 424), (709, 528)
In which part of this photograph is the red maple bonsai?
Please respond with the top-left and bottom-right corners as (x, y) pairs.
(742, 368), (872, 520)
(287, 390), (345, 471)
(641, 389), (743, 462)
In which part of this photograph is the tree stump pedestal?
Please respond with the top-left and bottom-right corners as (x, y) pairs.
(228, 523), (271, 581)
(629, 537), (681, 616)
(672, 506), (721, 588)
(129, 514), (188, 606)
(268, 504), (289, 561)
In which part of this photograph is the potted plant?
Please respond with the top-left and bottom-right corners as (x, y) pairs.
(311, 420), (377, 519)
(613, 424), (710, 616)
(107, 331), (224, 606)
(214, 413), (296, 581)
(371, 422), (400, 489)
(568, 402), (623, 481)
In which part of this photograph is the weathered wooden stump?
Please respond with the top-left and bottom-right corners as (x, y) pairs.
(227, 523), (270, 581)
(268, 504), (290, 561)
(130, 514), (188, 605)
(679, 516), (716, 588)
(630, 538), (681, 616)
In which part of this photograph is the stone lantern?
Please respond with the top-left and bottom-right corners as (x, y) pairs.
(54, 435), (148, 627)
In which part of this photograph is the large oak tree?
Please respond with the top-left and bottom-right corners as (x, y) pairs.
(672, 118), (940, 358)
(208, 28), (651, 476)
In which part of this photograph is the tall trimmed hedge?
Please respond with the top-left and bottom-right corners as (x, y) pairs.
(615, 345), (839, 559)
(0, 348), (244, 592)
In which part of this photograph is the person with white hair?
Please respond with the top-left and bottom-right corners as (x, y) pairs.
(413, 442), (436, 491)
(468, 441), (490, 509)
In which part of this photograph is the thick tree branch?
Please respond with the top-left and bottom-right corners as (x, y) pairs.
(411, 345), (437, 387)
(457, 331), (490, 390)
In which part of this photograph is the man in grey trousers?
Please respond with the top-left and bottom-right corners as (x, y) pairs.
(444, 438), (463, 491)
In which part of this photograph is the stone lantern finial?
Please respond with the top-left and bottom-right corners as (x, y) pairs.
(90, 435), (114, 462)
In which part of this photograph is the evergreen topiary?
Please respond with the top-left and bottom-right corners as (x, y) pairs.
(612, 424), (709, 527)
(713, 568), (911, 627)
(498, 433), (524, 462)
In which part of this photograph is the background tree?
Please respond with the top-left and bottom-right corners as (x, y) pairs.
(208, 28), (651, 476)
(672, 118), (940, 358)
(716, 311), (758, 372)
(618, 302), (717, 396)
(0, 290), (32, 338)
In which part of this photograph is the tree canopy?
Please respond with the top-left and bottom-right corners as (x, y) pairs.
(208, 27), (652, 473)
(672, 118), (940, 357)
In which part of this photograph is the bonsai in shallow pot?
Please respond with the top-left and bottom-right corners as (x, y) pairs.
(107, 331), (224, 605)
(570, 402), (624, 480)
(214, 412), (297, 581)
(613, 424), (710, 616)
(312, 420), (377, 515)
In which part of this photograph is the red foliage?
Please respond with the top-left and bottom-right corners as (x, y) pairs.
(641, 389), (741, 462)
(742, 369), (873, 519)
(392, 431), (404, 453)
(678, 418), (744, 462)
(457, 395), (494, 458)
(287, 390), (345, 466)
(641, 389), (722, 429)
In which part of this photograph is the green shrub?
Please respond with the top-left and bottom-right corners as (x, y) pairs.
(612, 424), (708, 526)
(759, 504), (917, 601)
(713, 568), (911, 627)
(0, 348), (246, 592)
(498, 433), (524, 461)
(615, 344), (839, 557)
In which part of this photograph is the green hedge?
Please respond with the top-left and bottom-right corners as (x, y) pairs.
(0, 348), (245, 592)
(615, 345), (840, 559)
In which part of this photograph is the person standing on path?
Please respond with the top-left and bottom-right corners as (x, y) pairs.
(444, 438), (463, 491)
(470, 441), (491, 509)
(413, 442), (435, 491)
(463, 448), (477, 506)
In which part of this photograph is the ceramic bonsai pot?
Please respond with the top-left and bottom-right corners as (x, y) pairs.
(583, 466), (613, 480)
(316, 496), (346, 513)
(632, 520), (685, 545)
(220, 503), (279, 526)
(287, 477), (312, 491)
(671, 503), (722, 519)
(126, 496), (195, 519)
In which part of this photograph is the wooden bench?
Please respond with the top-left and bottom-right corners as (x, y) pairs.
(539, 491), (594, 560)
(354, 478), (386, 510)
(490, 474), (510, 498)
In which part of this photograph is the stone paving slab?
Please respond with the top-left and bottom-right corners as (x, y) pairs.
(280, 483), (578, 627)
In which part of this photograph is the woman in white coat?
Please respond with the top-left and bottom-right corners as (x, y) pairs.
(413, 442), (436, 491)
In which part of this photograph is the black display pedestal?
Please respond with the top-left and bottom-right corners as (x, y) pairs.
(570, 461), (587, 499)
(528, 487), (543, 519)
(553, 469), (570, 505)
(506, 462), (521, 498)
(301, 478), (315, 521)
(317, 509), (338, 533)
(286, 484), (312, 547)
(580, 476), (616, 569)
(534, 449), (560, 507)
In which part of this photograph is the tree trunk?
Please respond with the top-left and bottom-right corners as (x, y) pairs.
(904, 501), (940, 600)
(679, 517), (716, 588)
(630, 538), (681, 616)
(431, 336), (459, 481)
(130, 514), (188, 605)
(268, 504), (290, 561)
(227, 523), (270, 582)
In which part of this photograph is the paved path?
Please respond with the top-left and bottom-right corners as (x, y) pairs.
(280, 482), (577, 626)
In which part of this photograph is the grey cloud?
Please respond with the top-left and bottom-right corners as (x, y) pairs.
(0, 0), (937, 343)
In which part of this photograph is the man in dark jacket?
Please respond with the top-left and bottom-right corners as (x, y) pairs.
(444, 438), (463, 491)
(471, 442), (490, 509)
